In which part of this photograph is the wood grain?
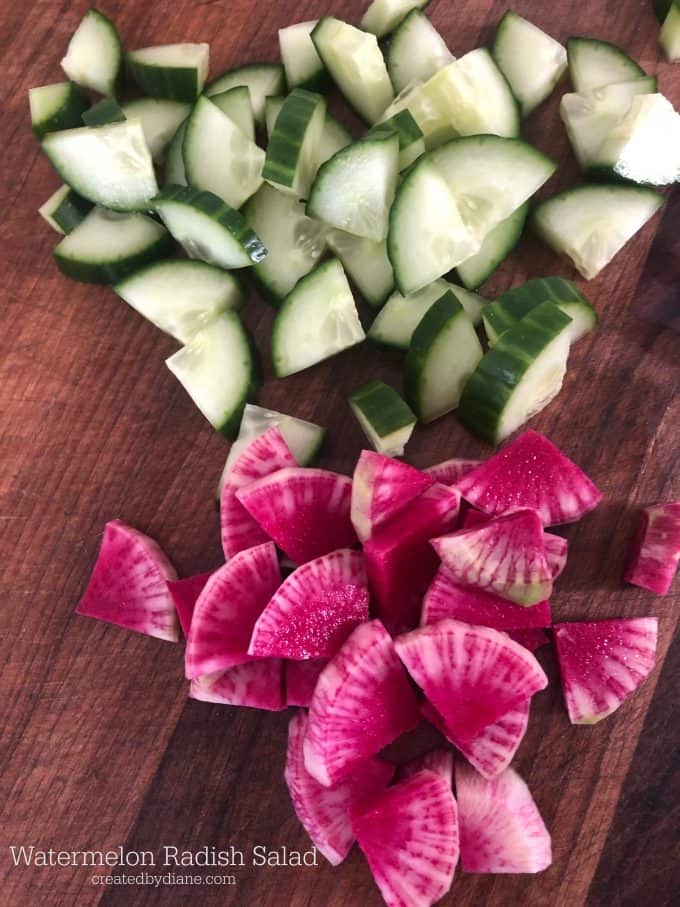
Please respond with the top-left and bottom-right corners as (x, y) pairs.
(1, 1), (678, 905)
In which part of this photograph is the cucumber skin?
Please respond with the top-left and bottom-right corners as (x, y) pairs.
(349, 379), (416, 438)
(47, 189), (93, 234)
(566, 37), (645, 92)
(262, 89), (325, 190)
(31, 83), (90, 139)
(54, 230), (174, 285)
(458, 302), (572, 445)
(82, 97), (126, 126)
(127, 56), (202, 103)
(483, 277), (595, 341)
(223, 326), (263, 441)
(457, 204), (528, 290)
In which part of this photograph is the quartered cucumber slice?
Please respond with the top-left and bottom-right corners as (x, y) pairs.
(279, 21), (328, 92)
(349, 379), (416, 456)
(154, 186), (267, 269)
(38, 184), (92, 234)
(360, 0), (430, 38)
(166, 311), (257, 438)
(532, 184), (664, 279)
(317, 113), (353, 166)
(308, 134), (399, 241)
(379, 80), (455, 149)
(183, 97), (265, 209)
(206, 63), (285, 125)
(264, 96), (285, 138)
(456, 204), (528, 290)
(311, 18), (394, 124)
(164, 121), (188, 186)
(243, 183), (326, 302)
(263, 89), (326, 198)
(29, 82), (90, 138)
(121, 98), (190, 163)
(405, 291), (483, 422)
(53, 207), (172, 284)
(82, 97), (126, 126)
(42, 120), (158, 212)
(115, 259), (245, 343)
(492, 11), (567, 116)
(660, 2), (680, 61)
(61, 8), (122, 97)
(366, 109), (425, 169)
(127, 43), (209, 102)
(326, 230), (395, 309)
(271, 258), (365, 377)
(459, 302), (573, 445)
(209, 86), (255, 141)
(566, 37), (646, 93)
(386, 9), (453, 94)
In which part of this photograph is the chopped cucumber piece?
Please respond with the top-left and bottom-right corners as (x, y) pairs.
(154, 186), (267, 269)
(164, 121), (188, 186)
(166, 311), (257, 438)
(660, 2), (680, 60)
(53, 207), (172, 284)
(271, 259), (365, 377)
(115, 259), (245, 343)
(360, 0), (430, 38)
(279, 21), (328, 92)
(492, 11), (567, 116)
(317, 113), (353, 166)
(264, 96), (285, 137)
(121, 98), (190, 163)
(127, 43), (209, 102)
(42, 120), (158, 212)
(82, 97), (126, 126)
(307, 134), (399, 241)
(532, 184), (664, 279)
(38, 184), (92, 234)
(311, 18), (394, 124)
(326, 230), (395, 309)
(183, 97), (264, 209)
(209, 86), (255, 141)
(244, 183), (326, 302)
(366, 109), (425, 169)
(349, 380), (416, 455)
(206, 63), (285, 125)
(29, 81), (90, 139)
(386, 10), (453, 94)
(567, 37), (646, 93)
(456, 204), (528, 290)
(459, 302), (573, 445)
(263, 89), (326, 198)
(61, 8), (122, 97)
(379, 80), (455, 149)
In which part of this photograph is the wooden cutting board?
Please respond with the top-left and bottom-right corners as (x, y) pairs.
(1, 1), (678, 905)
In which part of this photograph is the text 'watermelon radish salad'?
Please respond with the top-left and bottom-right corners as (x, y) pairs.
(74, 418), (673, 906)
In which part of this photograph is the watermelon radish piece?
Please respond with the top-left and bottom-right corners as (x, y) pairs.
(76, 519), (179, 642)
(285, 658), (328, 707)
(399, 748), (454, 785)
(185, 542), (280, 679)
(395, 619), (548, 742)
(421, 567), (552, 630)
(457, 430), (602, 526)
(623, 502), (680, 595)
(167, 572), (211, 637)
(237, 467), (357, 565)
(544, 532), (568, 579)
(432, 509), (553, 606)
(425, 458), (483, 486)
(249, 549), (369, 659)
(364, 483), (461, 633)
(351, 450), (433, 542)
(455, 762), (552, 873)
(351, 770), (459, 907)
(189, 658), (285, 711)
(461, 509), (491, 529)
(220, 426), (296, 559)
(285, 711), (395, 865)
(507, 628), (551, 653)
(553, 618), (658, 725)
(304, 620), (421, 787)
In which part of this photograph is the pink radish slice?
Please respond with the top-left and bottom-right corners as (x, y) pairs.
(285, 658), (328, 707)
(399, 748), (454, 785)
(167, 572), (211, 637)
(544, 532), (568, 579)
(351, 450), (433, 542)
(623, 502), (680, 595)
(425, 458), (483, 485)
(461, 508), (491, 529)
(76, 519), (179, 642)
(507, 628), (550, 652)
(189, 659), (284, 711)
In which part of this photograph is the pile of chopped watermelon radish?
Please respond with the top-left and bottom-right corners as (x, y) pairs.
(76, 424), (677, 906)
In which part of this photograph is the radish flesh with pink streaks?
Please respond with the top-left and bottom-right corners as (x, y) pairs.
(399, 748), (454, 785)
(544, 532), (568, 579)
(190, 658), (285, 711)
(623, 502), (680, 595)
(351, 450), (433, 542)
(167, 572), (212, 637)
(285, 658), (328, 707)
(425, 458), (483, 486)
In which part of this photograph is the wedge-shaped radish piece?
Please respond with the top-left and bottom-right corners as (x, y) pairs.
(237, 467), (357, 565)
(424, 458), (483, 485)
(185, 543), (280, 679)
(76, 520), (179, 642)
(285, 658), (328, 707)
(553, 618), (658, 724)
(167, 571), (211, 637)
(544, 532), (568, 579)
(456, 762), (551, 872)
(304, 620), (421, 786)
(458, 430), (602, 526)
(286, 711), (394, 865)
(507, 628), (550, 653)
(351, 450), (433, 542)
(351, 770), (459, 907)
(623, 502), (680, 595)
(399, 748), (454, 785)
(190, 659), (285, 711)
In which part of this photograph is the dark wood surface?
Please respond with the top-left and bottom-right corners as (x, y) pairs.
(1, 1), (678, 905)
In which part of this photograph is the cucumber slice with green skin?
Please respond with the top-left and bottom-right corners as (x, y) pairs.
(456, 204), (528, 290)
(404, 291), (483, 422)
(271, 258), (365, 377)
(166, 311), (258, 439)
(349, 380), (416, 455)
(206, 63), (285, 126)
(566, 37), (646, 93)
(483, 278), (598, 346)
(264, 96), (285, 138)
(317, 113), (353, 166)
(209, 86), (255, 141)
(53, 207), (173, 285)
(122, 98), (190, 164)
(60, 8), (122, 97)
(326, 230), (395, 309)
(458, 302), (573, 445)
(164, 120), (188, 186)
(115, 260), (245, 343)
(38, 184), (92, 234)
(42, 120), (158, 212)
(311, 18), (394, 124)
(386, 10), (454, 94)
(127, 43), (209, 102)
(366, 109), (425, 170)
(243, 183), (326, 303)
(279, 21), (329, 92)
(360, 0), (431, 38)
(263, 89), (327, 198)
(29, 82), (90, 139)
(183, 97), (265, 209)
(82, 97), (126, 126)
(531, 184), (664, 279)
(307, 134), (399, 242)
(492, 11), (567, 117)
(660, 3), (680, 60)
(154, 185), (267, 269)
(379, 80), (455, 149)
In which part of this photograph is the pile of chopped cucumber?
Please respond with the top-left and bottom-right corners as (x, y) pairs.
(31, 3), (675, 449)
